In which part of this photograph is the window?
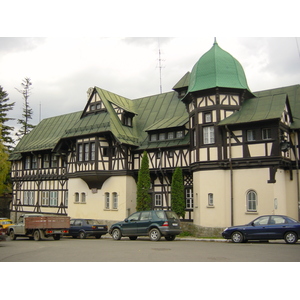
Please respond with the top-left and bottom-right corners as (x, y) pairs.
(24, 191), (34, 205)
(176, 131), (183, 138)
(112, 192), (118, 209)
(25, 156), (31, 170)
(42, 191), (49, 206)
(203, 126), (215, 144)
(32, 156), (37, 169)
(43, 154), (50, 168)
(64, 191), (68, 207)
(204, 112), (212, 123)
(140, 211), (151, 220)
(253, 216), (269, 225)
(124, 116), (132, 126)
(155, 194), (162, 206)
(186, 188), (193, 209)
(262, 128), (271, 140)
(208, 193), (214, 206)
(168, 132), (174, 139)
(159, 133), (165, 140)
(51, 154), (58, 167)
(75, 192), (79, 203)
(91, 143), (95, 160)
(84, 144), (89, 161)
(50, 191), (58, 206)
(105, 192), (110, 209)
(247, 190), (257, 212)
(81, 193), (86, 203)
(151, 134), (157, 141)
(78, 145), (83, 162)
(78, 142), (96, 161)
(247, 130), (255, 141)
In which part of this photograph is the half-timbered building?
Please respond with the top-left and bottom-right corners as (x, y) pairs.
(9, 41), (300, 229)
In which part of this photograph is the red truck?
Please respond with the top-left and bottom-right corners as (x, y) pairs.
(8, 214), (70, 241)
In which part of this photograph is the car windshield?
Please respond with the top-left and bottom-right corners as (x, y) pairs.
(86, 220), (101, 225)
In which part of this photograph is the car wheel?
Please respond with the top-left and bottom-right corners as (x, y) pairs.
(165, 235), (176, 241)
(53, 234), (61, 240)
(112, 228), (122, 240)
(231, 231), (244, 243)
(9, 230), (16, 240)
(284, 232), (298, 244)
(129, 236), (138, 240)
(34, 230), (41, 241)
(79, 231), (86, 239)
(149, 228), (161, 241)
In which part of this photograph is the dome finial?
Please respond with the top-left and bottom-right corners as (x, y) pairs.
(214, 37), (218, 45)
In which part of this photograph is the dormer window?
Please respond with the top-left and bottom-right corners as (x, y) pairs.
(122, 112), (134, 127)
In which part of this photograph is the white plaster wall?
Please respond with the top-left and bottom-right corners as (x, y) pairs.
(68, 176), (137, 222)
(193, 167), (299, 228)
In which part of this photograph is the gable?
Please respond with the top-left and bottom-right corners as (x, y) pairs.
(219, 93), (291, 126)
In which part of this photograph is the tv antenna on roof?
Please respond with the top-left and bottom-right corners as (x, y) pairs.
(157, 38), (165, 94)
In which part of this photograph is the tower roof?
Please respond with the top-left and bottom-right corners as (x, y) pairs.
(187, 41), (252, 94)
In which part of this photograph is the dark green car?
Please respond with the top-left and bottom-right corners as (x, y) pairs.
(109, 210), (182, 241)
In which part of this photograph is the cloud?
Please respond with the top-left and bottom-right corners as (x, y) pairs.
(0, 37), (45, 54)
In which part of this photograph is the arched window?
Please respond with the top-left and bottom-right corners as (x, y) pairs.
(246, 190), (257, 212)
(112, 192), (118, 209)
(105, 192), (110, 209)
(75, 192), (79, 203)
(81, 193), (86, 203)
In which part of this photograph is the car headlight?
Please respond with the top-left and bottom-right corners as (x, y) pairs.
(223, 228), (228, 231)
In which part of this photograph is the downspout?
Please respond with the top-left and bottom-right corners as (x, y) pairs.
(225, 126), (234, 226)
(292, 130), (300, 221)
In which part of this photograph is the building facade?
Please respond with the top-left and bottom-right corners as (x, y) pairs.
(9, 41), (300, 228)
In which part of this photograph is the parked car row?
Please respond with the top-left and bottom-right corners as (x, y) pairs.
(2, 213), (300, 243)
(1, 210), (182, 242)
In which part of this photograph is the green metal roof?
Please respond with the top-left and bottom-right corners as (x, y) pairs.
(10, 111), (81, 156)
(173, 72), (190, 90)
(188, 42), (252, 94)
(219, 93), (289, 125)
(254, 85), (300, 129)
(132, 91), (189, 148)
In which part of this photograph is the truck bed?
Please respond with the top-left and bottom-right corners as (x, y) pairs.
(24, 216), (70, 229)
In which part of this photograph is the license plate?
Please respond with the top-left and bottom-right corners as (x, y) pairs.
(172, 223), (178, 226)
(98, 227), (104, 229)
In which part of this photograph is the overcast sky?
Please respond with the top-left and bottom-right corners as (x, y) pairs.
(1, 37), (300, 131)
(1, 2), (300, 141)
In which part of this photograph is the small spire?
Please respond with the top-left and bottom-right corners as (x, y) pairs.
(214, 37), (218, 45)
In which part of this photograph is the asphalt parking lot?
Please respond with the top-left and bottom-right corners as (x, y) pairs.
(1, 235), (299, 262)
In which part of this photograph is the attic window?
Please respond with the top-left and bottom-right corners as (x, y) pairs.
(122, 112), (134, 127)
(149, 129), (185, 142)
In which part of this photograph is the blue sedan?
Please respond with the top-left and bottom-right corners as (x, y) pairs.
(67, 219), (108, 239)
(222, 215), (300, 244)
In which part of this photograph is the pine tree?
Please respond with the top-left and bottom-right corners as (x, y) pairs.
(171, 167), (186, 218)
(0, 125), (11, 195)
(0, 85), (15, 150)
(136, 151), (152, 211)
(15, 77), (35, 140)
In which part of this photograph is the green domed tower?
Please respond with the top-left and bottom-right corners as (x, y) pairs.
(188, 40), (252, 95)
(182, 40), (254, 167)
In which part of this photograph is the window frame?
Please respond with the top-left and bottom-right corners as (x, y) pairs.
(246, 190), (257, 212)
(203, 126), (215, 145)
